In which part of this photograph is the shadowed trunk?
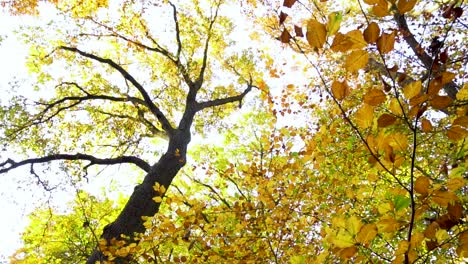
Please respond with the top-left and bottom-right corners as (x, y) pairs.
(87, 129), (191, 263)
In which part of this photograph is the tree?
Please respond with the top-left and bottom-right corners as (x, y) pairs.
(1, 0), (264, 262)
(3, 0), (468, 263)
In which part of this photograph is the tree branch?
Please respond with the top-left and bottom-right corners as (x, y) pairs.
(196, 83), (254, 111)
(59, 46), (175, 135)
(394, 13), (458, 98)
(0, 153), (151, 174)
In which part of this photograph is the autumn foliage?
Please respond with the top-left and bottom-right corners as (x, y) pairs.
(1, 0), (467, 263)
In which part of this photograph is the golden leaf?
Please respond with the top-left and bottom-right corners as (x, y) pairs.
(456, 83), (468, 100)
(403, 80), (421, 100)
(377, 113), (397, 127)
(397, 0), (417, 14)
(331, 80), (350, 100)
(395, 241), (409, 255)
(373, 0), (389, 17)
(421, 118), (433, 132)
(364, 89), (386, 106)
(431, 95), (452, 109)
(306, 19), (327, 49)
(331, 30), (367, 52)
(345, 50), (369, 73)
(327, 12), (342, 36)
(440, 71), (456, 85)
(389, 98), (404, 115)
(424, 222), (439, 238)
(153, 196), (163, 203)
(447, 126), (468, 141)
(377, 217), (399, 233)
(339, 246), (358, 259)
(355, 104), (374, 129)
(364, 22), (380, 43)
(414, 176), (430, 196)
(432, 190), (458, 207)
(447, 177), (465, 192)
(377, 31), (395, 54)
(388, 132), (408, 151)
(356, 223), (378, 244)
(333, 229), (355, 248)
(347, 216), (363, 235)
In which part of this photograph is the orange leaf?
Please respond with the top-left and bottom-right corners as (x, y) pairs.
(397, 0), (417, 14)
(377, 113), (396, 127)
(431, 95), (452, 109)
(364, 22), (380, 43)
(306, 19), (327, 49)
(414, 176), (430, 196)
(377, 31), (395, 54)
(364, 89), (386, 106)
(331, 80), (350, 100)
(421, 119), (433, 132)
(345, 50), (369, 73)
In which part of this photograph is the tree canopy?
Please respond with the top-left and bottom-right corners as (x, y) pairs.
(1, 0), (467, 263)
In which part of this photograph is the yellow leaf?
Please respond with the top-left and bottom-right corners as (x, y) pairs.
(331, 80), (350, 100)
(440, 71), (456, 85)
(456, 84), (468, 100)
(347, 216), (363, 235)
(345, 50), (369, 73)
(410, 232), (425, 249)
(327, 12), (342, 36)
(331, 30), (367, 52)
(403, 80), (421, 99)
(395, 241), (409, 255)
(377, 31), (395, 54)
(355, 104), (374, 129)
(153, 196), (163, 203)
(388, 132), (408, 151)
(333, 229), (355, 248)
(364, 89), (386, 106)
(435, 229), (450, 244)
(364, 22), (380, 43)
(389, 98), (404, 115)
(377, 113), (397, 127)
(447, 126), (468, 141)
(356, 223), (378, 244)
(431, 95), (452, 109)
(414, 176), (430, 196)
(397, 0), (417, 14)
(421, 118), (433, 132)
(447, 177), (465, 192)
(306, 19), (327, 49)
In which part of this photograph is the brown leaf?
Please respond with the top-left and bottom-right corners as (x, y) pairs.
(424, 222), (439, 239)
(364, 22), (380, 43)
(448, 202), (463, 222)
(432, 190), (459, 207)
(339, 246), (358, 259)
(447, 126), (468, 141)
(453, 116), (468, 127)
(279, 12), (288, 25)
(294, 25), (304, 37)
(421, 119), (433, 132)
(283, 0), (297, 8)
(431, 95), (452, 109)
(377, 113), (397, 127)
(364, 89), (386, 106)
(436, 214), (458, 230)
(279, 29), (291, 43)
(426, 240), (438, 251)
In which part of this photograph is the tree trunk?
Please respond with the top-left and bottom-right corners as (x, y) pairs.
(87, 129), (191, 263)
